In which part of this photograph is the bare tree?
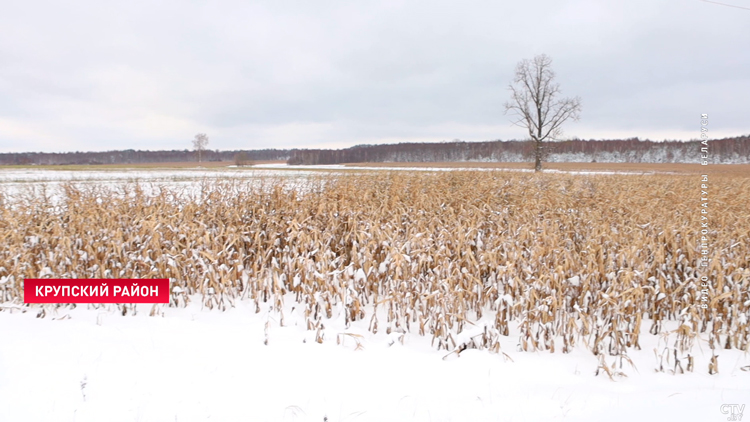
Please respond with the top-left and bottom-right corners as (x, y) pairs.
(504, 54), (581, 172)
(192, 133), (209, 163)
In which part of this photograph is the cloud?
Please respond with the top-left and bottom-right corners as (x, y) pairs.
(0, 0), (747, 152)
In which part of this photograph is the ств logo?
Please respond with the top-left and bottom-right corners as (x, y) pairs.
(24, 279), (170, 303)
(720, 404), (745, 421)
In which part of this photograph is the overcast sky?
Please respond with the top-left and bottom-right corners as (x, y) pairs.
(0, 0), (747, 153)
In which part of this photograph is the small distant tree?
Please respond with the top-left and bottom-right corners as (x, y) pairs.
(192, 133), (209, 163)
(504, 54), (581, 172)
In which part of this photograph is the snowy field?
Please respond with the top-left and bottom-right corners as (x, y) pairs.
(252, 163), (664, 175)
(0, 164), (659, 183)
(0, 165), (656, 205)
(0, 167), (319, 206)
(0, 301), (748, 422)
(0, 167), (747, 422)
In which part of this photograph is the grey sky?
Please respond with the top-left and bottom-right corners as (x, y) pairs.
(0, 0), (747, 153)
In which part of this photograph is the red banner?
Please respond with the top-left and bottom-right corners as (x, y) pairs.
(24, 279), (170, 304)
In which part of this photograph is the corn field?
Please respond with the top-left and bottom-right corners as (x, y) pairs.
(1, 171), (748, 375)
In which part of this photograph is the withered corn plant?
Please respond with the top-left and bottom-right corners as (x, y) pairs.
(0, 171), (748, 375)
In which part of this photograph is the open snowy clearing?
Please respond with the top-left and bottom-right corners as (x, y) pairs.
(0, 301), (748, 422)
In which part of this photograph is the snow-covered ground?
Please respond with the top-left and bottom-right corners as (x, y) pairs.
(0, 168), (318, 205)
(0, 165), (658, 206)
(252, 163), (661, 175)
(0, 167), (321, 184)
(0, 301), (747, 422)
(0, 165), (659, 187)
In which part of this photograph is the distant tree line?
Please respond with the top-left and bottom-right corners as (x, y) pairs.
(0, 148), (290, 166)
(287, 136), (750, 165)
(3, 135), (748, 166)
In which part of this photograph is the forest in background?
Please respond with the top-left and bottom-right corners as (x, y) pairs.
(1, 136), (748, 166)
(287, 136), (750, 165)
(0, 148), (289, 166)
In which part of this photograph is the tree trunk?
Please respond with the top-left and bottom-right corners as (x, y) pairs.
(534, 139), (543, 172)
